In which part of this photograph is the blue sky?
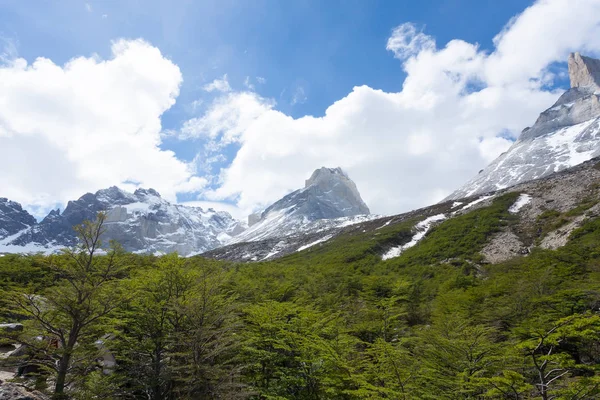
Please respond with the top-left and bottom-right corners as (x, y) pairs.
(2, 0), (598, 219)
(1, 0), (532, 157)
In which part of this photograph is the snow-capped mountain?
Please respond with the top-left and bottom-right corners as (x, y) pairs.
(230, 167), (371, 244)
(0, 187), (245, 255)
(449, 52), (600, 199)
(201, 167), (376, 261)
(0, 198), (37, 241)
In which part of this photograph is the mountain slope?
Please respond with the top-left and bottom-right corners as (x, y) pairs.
(448, 52), (600, 200)
(206, 156), (600, 263)
(0, 187), (244, 255)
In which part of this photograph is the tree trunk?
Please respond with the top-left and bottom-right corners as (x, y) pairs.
(54, 327), (79, 399)
(53, 350), (72, 399)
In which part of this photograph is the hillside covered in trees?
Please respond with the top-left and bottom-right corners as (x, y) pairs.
(1, 192), (599, 399)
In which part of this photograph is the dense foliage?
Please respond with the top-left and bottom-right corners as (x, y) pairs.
(1, 195), (599, 399)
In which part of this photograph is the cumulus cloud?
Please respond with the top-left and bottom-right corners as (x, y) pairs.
(0, 39), (203, 216)
(180, 91), (274, 142)
(187, 0), (600, 217)
(202, 74), (232, 93)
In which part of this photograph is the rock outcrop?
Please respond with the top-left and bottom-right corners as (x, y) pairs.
(448, 53), (600, 200)
(0, 381), (49, 400)
(0, 199), (36, 241)
(568, 52), (600, 89)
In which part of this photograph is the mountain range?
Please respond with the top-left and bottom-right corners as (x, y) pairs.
(3, 52), (600, 259)
(0, 187), (244, 256)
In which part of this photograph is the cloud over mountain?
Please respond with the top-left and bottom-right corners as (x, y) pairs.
(183, 0), (600, 216)
(0, 39), (204, 216)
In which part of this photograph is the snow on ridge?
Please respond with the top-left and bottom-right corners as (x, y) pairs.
(376, 220), (392, 230)
(297, 234), (334, 252)
(458, 195), (494, 212)
(123, 202), (152, 214)
(382, 214), (446, 261)
(0, 241), (61, 255)
(509, 194), (532, 214)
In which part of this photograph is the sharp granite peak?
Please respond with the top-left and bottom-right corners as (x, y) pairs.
(231, 166), (373, 245)
(568, 52), (600, 89)
(0, 186), (244, 256)
(449, 52), (600, 199)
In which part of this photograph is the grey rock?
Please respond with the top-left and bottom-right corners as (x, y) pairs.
(247, 212), (261, 227)
(0, 199), (36, 241)
(568, 52), (600, 89)
(0, 382), (49, 400)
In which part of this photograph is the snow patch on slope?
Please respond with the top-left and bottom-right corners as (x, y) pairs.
(509, 194), (532, 213)
(457, 195), (494, 213)
(382, 214), (446, 260)
(297, 234), (334, 252)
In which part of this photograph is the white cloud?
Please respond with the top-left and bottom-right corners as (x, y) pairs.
(243, 76), (255, 90)
(178, 200), (246, 220)
(85, 3), (92, 12)
(180, 91), (274, 142)
(256, 76), (266, 84)
(0, 37), (18, 65)
(0, 39), (202, 214)
(386, 22), (436, 60)
(186, 0), (600, 217)
(202, 73), (232, 93)
(291, 85), (307, 105)
(190, 98), (203, 112)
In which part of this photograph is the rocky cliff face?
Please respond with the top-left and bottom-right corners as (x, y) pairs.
(449, 53), (600, 200)
(0, 198), (36, 240)
(228, 167), (372, 247)
(568, 52), (600, 89)
(0, 187), (245, 255)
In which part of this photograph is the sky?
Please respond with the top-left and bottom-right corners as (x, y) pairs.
(1, 0), (600, 221)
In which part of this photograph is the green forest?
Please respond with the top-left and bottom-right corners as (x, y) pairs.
(1, 193), (599, 399)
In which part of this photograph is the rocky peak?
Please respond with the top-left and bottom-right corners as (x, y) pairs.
(235, 167), (370, 244)
(0, 198), (37, 239)
(568, 52), (600, 89)
(448, 53), (600, 200)
(134, 188), (161, 198)
(305, 167), (348, 187)
(304, 166), (370, 214)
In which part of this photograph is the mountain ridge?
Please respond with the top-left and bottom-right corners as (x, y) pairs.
(0, 187), (245, 255)
(448, 52), (600, 200)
